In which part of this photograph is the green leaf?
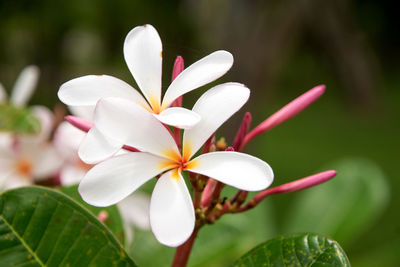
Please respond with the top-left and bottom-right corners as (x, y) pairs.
(0, 186), (136, 266)
(0, 104), (41, 134)
(283, 158), (389, 246)
(60, 185), (125, 243)
(232, 233), (350, 267)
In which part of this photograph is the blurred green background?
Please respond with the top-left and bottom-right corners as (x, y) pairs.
(1, 0), (399, 266)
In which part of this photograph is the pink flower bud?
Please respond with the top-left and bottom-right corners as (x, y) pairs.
(170, 56), (184, 108)
(65, 115), (93, 132)
(97, 210), (108, 222)
(233, 112), (252, 151)
(241, 85), (325, 149)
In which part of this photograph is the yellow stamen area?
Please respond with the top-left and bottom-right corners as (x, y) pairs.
(162, 149), (182, 163)
(182, 141), (192, 163)
(185, 159), (199, 170)
(158, 160), (179, 171)
(140, 103), (153, 113)
(171, 168), (181, 180)
(14, 157), (33, 177)
(159, 147), (197, 176)
(160, 100), (170, 111)
(147, 94), (162, 114)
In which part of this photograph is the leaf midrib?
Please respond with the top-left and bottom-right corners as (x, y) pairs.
(0, 214), (45, 266)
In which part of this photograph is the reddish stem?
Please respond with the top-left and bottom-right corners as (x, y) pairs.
(172, 228), (199, 267)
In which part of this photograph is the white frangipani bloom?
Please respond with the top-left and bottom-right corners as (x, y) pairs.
(78, 83), (274, 247)
(0, 107), (62, 190)
(0, 65), (40, 149)
(58, 24), (234, 164)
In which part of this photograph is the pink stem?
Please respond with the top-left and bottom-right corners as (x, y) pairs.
(240, 85), (326, 150)
(65, 115), (140, 152)
(238, 170), (337, 212)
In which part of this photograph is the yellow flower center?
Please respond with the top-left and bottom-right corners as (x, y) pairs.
(160, 145), (198, 179)
(14, 157), (33, 177)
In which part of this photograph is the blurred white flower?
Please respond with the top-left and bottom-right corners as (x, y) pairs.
(58, 24), (234, 164)
(118, 192), (151, 243)
(0, 107), (62, 190)
(0, 65), (40, 150)
(54, 121), (151, 243)
(0, 65), (40, 107)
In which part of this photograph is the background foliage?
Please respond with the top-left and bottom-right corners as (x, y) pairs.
(0, 0), (398, 266)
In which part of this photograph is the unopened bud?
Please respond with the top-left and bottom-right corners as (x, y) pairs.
(241, 85), (325, 149)
(97, 210), (108, 223)
(65, 115), (93, 132)
(216, 137), (227, 150)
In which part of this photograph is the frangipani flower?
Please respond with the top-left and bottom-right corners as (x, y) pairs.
(78, 83), (274, 246)
(0, 106), (62, 190)
(58, 24), (234, 164)
(0, 65), (40, 148)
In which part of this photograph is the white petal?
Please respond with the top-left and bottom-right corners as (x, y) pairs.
(68, 105), (95, 121)
(53, 121), (85, 161)
(31, 105), (54, 141)
(32, 144), (63, 180)
(154, 107), (201, 129)
(78, 152), (167, 206)
(162, 50), (233, 108)
(78, 126), (122, 164)
(58, 75), (149, 108)
(10, 65), (39, 106)
(183, 83), (250, 158)
(0, 133), (13, 150)
(150, 170), (195, 247)
(124, 24), (162, 108)
(188, 151), (274, 191)
(59, 164), (87, 186)
(1, 172), (32, 190)
(95, 98), (179, 159)
(0, 82), (7, 103)
(118, 192), (151, 230)
(18, 105), (54, 144)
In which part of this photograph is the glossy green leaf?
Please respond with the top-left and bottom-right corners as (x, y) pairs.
(284, 158), (389, 246)
(232, 233), (350, 267)
(60, 185), (125, 243)
(0, 104), (41, 134)
(0, 186), (136, 266)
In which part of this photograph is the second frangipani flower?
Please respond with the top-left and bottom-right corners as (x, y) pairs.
(78, 83), (274, 247)
(58, 24), (233, 163)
